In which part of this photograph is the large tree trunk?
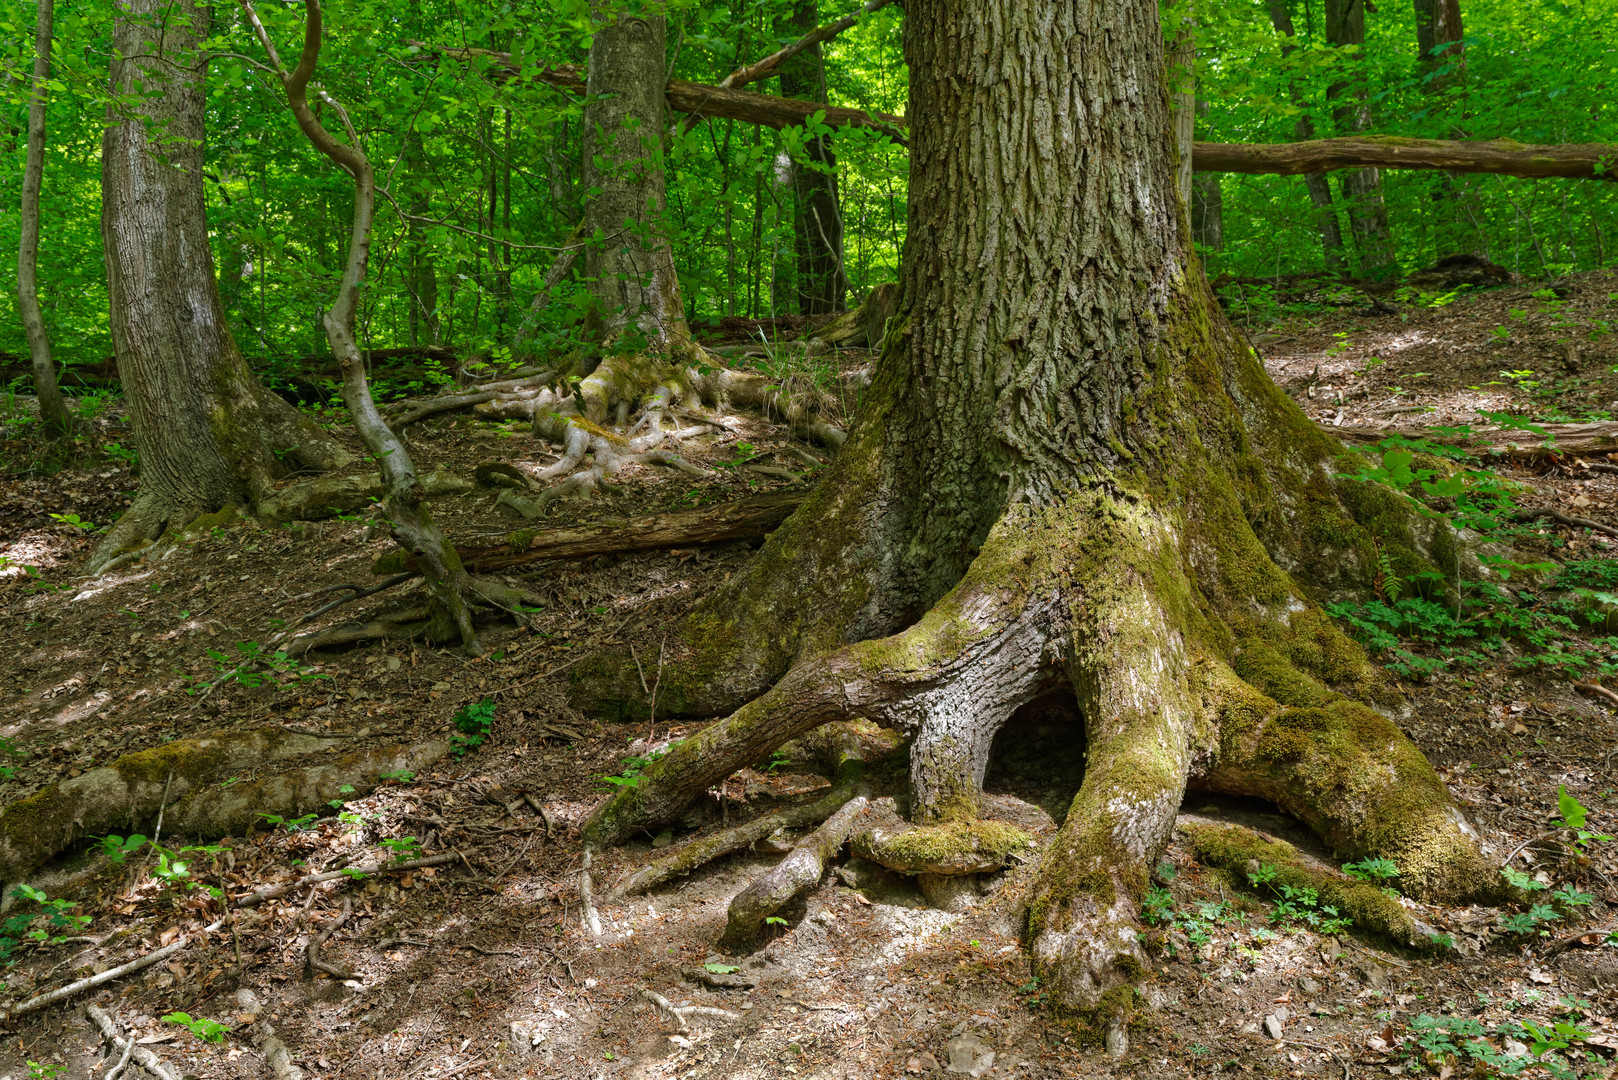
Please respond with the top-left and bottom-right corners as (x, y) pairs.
(583, 3), (690, 350)
(574, 0), (1496, 1040)
(780, 0), (848, 315)
(1325, 0), (1399, 280)
(17, 0), (72, 439)
(91, 0), (349, 574)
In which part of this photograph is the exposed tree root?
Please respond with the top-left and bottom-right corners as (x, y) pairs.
(0, 727), (448, 884)
(582, 492), (1498, 1015)
(1175, 816), (1439, 949)
(608, 745), (867, 899)
(640, 989), (740, 1033)
(719, 794), (867, 951)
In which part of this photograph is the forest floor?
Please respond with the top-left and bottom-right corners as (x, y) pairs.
(3, 269), (1618, 1080)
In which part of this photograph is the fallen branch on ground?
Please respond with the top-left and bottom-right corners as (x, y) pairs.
(87, 1004), (180, 1080)
(1516, 507), (1618, 540)
(304, 896), (354, 979)
(640, 989), (740, 1033)
(720, 794), (868, 950)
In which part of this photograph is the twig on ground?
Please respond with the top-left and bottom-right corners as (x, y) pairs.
(581, 846), (603, 937)
(1276, 1037), (1350, 1080)
(1503, 828), (1563, 866)
(235, 852), (459, 908)
(1575, 682), (1618, 708)
(524, 793), (556, 837)
(86, 1004), (181, 1080)
(1516, 507), (1618, 540)
(640, 989), (741, 1033)
(305, 896), (355, 980)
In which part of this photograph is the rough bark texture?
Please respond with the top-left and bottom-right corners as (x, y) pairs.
(92, 0), (345, 574)
(583, 5), (690, 350)
(17, 0), (72, 438)
(574, 0), (1497, 1029)
(780, 0), (848, 315)
(1325, 0), (1398, 280)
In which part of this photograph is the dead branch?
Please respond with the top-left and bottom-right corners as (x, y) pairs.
(1196, 135), (1618, 181)
(1516, 507), (1618, 540)
(86, 1005), (181, 1080)
(640, 989), (740, 1033)
(304, 896), (354, 979)
(236, 852), (459, 908)
(720, 794), (868, 950)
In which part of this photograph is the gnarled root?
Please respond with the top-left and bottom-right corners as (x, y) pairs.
(719, 795), (868, 951)
(581, 495), (1494, 1029)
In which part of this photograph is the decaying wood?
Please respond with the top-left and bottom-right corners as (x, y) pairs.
(641, 989), (740, 1032)
(86, 1005), (181, 1080)
(1196, 135), (1618, 181)
(419, 44), (1618, 183)
(447, 490), (805, 573)
(1326, 419), (1618, 457)
(720, 795), (868, 950)
(609, 756), (865, 899)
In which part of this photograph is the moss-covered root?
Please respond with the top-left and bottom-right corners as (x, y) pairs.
(0, 728), (448, 883)
(1177, 818), (1437, 950)
(720, 795), (869, 953)
(1199, 664), (1500, 904)
(1025, 565), (1201, 1039)
(608, 754), (867, 900)
(850, 799), (1032, 874)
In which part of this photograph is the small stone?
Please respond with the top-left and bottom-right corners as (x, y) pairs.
(917, 1051), (940, 1071)
(651, 829), (674, 849)
(1262, 1014), (1285, 1040)
(944, 1034), (995, 1077)
(1299, 977), (1320, 993)
(1104, 1022), (1128, 1057)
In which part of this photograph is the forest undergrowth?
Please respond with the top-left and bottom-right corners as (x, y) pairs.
(2, 273), (1618, 1078)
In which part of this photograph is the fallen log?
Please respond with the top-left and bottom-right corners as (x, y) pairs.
(719, 794), (868, 951)
(1195, 136), (1618, 182)
(375, 490), (806, 575)
(1324, 419), (1618, 456)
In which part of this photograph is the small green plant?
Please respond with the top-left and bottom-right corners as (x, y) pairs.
(48, 512), (94, 530)
(703, 962), (739, 974)
(765, 915), (788, 926)
(27, 1062), (64, 1079)
(450, 699), (496, 759)
(193, 640), (326, 692)
(98, 834), (147, 864)
(257, 812), (320, 833)
(1246, 864), (1351, 935)
(5, 885), (91, 953)
(596, 742), (681, 788)
(767, 749), (790, 773)
(103, 442), (138, 467)
(379, 769), (417, 783)
(162, 1011), (230, 1044)
(380, 836), (423, 863)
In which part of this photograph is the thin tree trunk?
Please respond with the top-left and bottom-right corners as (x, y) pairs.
(1171, 14), (1196, 214)
(17, 0), (72, 438)
(1325, 0), (1398, 280)
(238, 0), (482, 652)
(1413, 0), (1470, 254)
(780, 0), (848, 315)
(1192, 174), (1224, 253)
(1267, 0), (1347, 274)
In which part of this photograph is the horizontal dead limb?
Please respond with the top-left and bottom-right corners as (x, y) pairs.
(609, 756), (865, 899)
(441, 490), (804, 574)
(720, 795), (868, 951)
(1326, 419), (1618, 457)
(235, 852), (460, 908)
(719, 0), (893, 92)
(1195, 136), (1618, 182)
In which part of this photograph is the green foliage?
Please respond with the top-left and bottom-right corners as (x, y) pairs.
(450, 699), (496, 759)
(703, 962), (739, 974)
(1247, 864), (1352, 935)
(597, 742), (681, 788)
(162, 1012), (230, 1044)
(193, 641), (326, 692)
(381, 836), (423, 863)
(2, 884), (91, 959)
(98, 833), (147, 864)
(379, 769), (418, 784)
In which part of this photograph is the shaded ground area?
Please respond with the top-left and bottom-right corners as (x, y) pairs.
(1, 276), (1618, 1077)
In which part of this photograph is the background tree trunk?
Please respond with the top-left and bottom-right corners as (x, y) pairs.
(1325, 0), (1399, 280)
(1192, 173), (1224, 253)
(17, 0), (72, 438)
(1171, 15), (1196, 214)
(1413, 0), (1472, 255)
(583, 2), (690, 350)
(91, 0), (348, 573)
(779, 0), (848, 315)
(1266, 0), (1347, 274)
